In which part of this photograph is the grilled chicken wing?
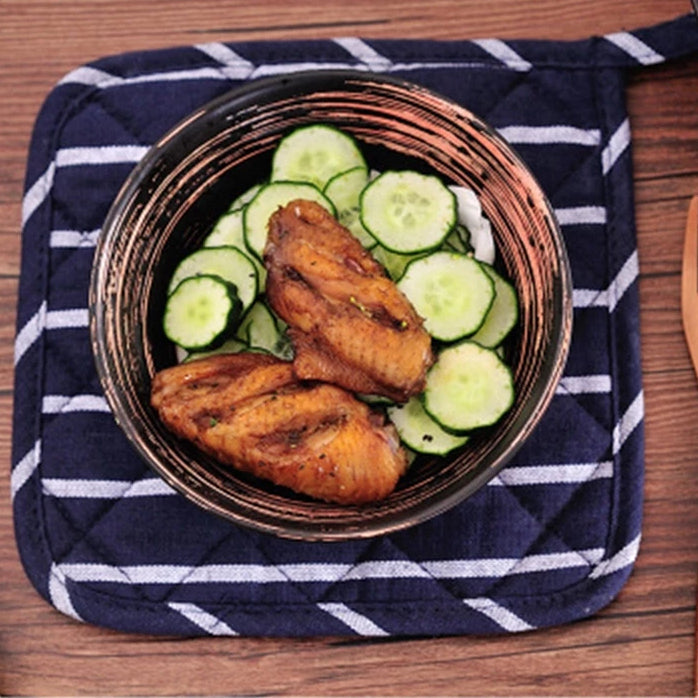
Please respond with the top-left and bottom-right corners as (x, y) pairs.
(151, 352), (408, 504)
(264, 199), (434, 403)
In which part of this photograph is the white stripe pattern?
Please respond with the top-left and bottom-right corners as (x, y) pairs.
(49, 563), (82, 622)
(573, 250), (638, 312)
(463, 597), (533, 632)
(58, 63), (254, 89)
(423, 548), (604, 578)
(342, 560), (431, 581)
(22, 162), (55, 226)
(15, 307), (89, 366)
(48, 540), (637, 635)
(471, 39), (532, 71)
(55, 145), (148, 167)
(491, 461), (613, 486)
(556, 374), (611, 394)
(39, 458), (613, 502)
(607, 249), (639, 312)
(604, 32), (664, 65)
(43, 395), (110, 414)
(194, 43), (256, 80)
(555, 206), (606, 226)
(333, 37), (394, 71)
(11, 440), (42, 500)
(22, 146), (146, 228)
(14, 301), (47, 365)
(498, 125), (600, 146)
(613, 390), (644, 453)
(601, 118), (631, 175)
(58, 65), (117, 87)
(46, 308), (90, 329)
(589, 534), (641, 579)
(50, 229), (100, 248)
(43, 478), (176, 498)
(168, 602), (238, 635)
(317, 602), (389, 636)
(56, 548), (606, 586)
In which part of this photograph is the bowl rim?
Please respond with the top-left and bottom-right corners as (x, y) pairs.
(89, 68), (574, 541)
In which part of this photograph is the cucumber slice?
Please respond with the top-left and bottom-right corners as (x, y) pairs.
(163, 275), (243, 351)
(444, 224), (472, 254)
(387, 397), (469, 456)
(167, 246), (258, 311)
(203, 209), (267, 290)
(271, 124), (367, 191)
(397, 251), (495, 342)
(371, 245), (426, 281)
(230, 182), (264, 211)
(470, 264), (519, 348)
(323, 166), (376, 248)
(424, 341), (515, 432)
(236, 299), (286, 355)
(184, 337), (249, 362)
(360, 170), (456, 254)
(243, 181), (335, 261)
(203, 208), (245, 248)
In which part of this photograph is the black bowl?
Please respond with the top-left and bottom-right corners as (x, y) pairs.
(89, 69), (573, 541)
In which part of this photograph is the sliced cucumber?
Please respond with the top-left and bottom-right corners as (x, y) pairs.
(323, 166), (375, 248)
(360, 170), (456, 254)
(203, 209), (266, 290)
(167, 246), (258, 311)
(236, 299), (286, 355)
(387, 397), (469, 456)
(163, 275), (243, 351)
(424, 341), (515, 432)
(444, 224), (472, 254)
(397, 251), (495, 342)
(271, 124), (367, 191)
(243, 181), (335, 261)
(371, 245), (426, 282)
(470, 264), (519, 348)
(184, 337), (249, 362)
(203, 208), (245, 249)
(229, 182), (264, 211)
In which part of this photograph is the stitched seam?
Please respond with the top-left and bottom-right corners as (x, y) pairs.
(591, 58), (632, 556)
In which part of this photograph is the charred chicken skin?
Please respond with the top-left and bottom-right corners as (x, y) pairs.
(264, 199), (434, 403)
(151, 352), (408, 504)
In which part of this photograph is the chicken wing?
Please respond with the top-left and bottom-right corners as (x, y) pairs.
(151, 352), (408, 504)
(264, 199), (434, 403)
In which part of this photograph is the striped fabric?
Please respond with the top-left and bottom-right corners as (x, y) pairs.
(12, 14), (698, 637)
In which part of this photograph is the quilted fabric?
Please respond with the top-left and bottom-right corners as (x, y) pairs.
(12, 15), (698, 637)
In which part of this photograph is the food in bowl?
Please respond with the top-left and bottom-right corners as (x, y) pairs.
(151, 352), (408, 505)
(264, 198), (434, 402)
(149, 124), (519, 503)
(90, 69), (572, 539)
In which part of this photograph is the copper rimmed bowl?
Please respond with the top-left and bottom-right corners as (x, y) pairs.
(89, 70), (573, 541)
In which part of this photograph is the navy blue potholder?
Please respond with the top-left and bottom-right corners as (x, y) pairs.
(12, 15), (698, 637)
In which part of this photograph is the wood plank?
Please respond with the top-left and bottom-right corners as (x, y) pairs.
(1, 0), (696, 695)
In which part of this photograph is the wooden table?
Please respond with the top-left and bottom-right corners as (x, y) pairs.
(1, 1), (697, 694)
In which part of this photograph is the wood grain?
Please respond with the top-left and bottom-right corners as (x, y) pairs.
(1, 1), (697, 695)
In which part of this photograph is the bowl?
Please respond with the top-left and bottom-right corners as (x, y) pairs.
(89, 69), (573, 541)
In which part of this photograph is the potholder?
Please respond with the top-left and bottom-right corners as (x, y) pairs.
(12, 14), (698, 637)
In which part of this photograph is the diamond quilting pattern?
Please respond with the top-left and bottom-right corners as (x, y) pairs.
(16, 15), (698, 636)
